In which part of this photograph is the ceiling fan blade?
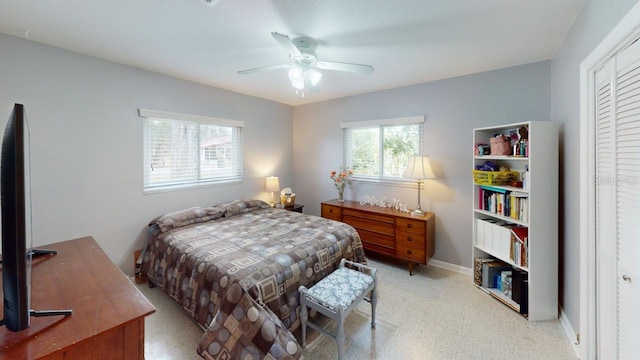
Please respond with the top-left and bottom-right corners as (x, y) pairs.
(237, 64), (290, 75)
(315, 61), (374, 74)
(271, 32), (303, 58)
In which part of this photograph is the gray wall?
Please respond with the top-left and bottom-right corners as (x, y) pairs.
(292, 61), (551, 269)
(3, 0), (638, 338)
(550, 0), (639, 335)
(0, 33), (293, 275)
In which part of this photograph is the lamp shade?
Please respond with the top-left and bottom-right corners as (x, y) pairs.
(307, 69), (322, 86)
(265, 176), (280, 192)
(288, 67), (305, 90)
(403, 155), (437, 180)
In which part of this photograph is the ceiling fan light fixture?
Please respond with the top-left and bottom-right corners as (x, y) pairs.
(288, 66), (304, 83)
(307, 69), (322, 87)
(236, 32), (373, 95)
(291, 79), (304, 90)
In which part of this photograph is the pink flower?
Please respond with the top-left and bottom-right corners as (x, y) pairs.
(329, 167), (353, 190)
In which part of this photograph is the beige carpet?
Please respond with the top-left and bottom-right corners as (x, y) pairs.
(140, 254), (576, 360)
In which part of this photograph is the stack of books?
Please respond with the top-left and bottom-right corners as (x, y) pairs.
(510, 227), (529, 267)
(474, 257), (529, 316)
(478, 185), (529, 222)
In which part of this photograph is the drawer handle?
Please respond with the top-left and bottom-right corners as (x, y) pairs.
(407, 236), (413, 242)
(406, 250), (413, 255)
(407, 223), (413, 229)
(329, 209), (333, 213)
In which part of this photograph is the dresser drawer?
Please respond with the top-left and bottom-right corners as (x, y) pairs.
(357, 229), (395, 249)
(396, 231), (426, 248)
(343, 214), (395, 236)
(396, 218), (426, 235)
(364, 242), (396, 257)
(321, 204), (342, 221)
(343, 209), (394, 225)
(396, 244), (426, 263)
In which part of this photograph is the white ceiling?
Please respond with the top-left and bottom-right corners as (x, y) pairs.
(0, 0), (585, 106)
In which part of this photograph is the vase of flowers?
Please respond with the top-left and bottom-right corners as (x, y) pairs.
(330, 167), (353, 202)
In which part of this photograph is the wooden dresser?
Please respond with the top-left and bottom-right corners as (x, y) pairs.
(321, 199), (435, 275)
(0, 236), (156, 360)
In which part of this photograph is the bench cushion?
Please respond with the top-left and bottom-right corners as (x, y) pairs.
(304, 267), (374, 311)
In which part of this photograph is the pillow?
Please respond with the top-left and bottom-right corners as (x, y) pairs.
(221, 199), (270, 217)
(153, 206), (225, 233)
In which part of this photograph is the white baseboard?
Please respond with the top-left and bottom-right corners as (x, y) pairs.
(559, 306), (581, 359)
(429, 258), (473, 276)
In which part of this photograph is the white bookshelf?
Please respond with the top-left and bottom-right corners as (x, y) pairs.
(472, 121), (558, 321)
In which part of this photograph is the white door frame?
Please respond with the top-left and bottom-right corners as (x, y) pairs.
(579, 2), (640, 359)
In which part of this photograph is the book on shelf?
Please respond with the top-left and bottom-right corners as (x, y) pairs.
(482, 261), (511, 288)
(509, 227), (529, 267)
(511, 226), (528, 241)
(501, 270), (513, 298)
(479, 185), (509, 193)
(478, 186), (529, 222)
(520, 280), (529, 315)
(512, 269), (528, 306)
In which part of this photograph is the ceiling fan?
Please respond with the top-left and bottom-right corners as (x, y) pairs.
(237, 32), (375, 95)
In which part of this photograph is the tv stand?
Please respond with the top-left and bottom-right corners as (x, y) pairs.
(0, 310), (72, 328)
(23, 250), (73, 326)
(0, 249), (57, 265)
(28, 248), (57, 258)
(30, 309), (73, 318)
(0, 247), (71, 328)
(1, 236), (155, 359)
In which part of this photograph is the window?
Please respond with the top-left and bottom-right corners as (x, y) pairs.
(342, 116), (424, 181)
(139, 109), (243, 192)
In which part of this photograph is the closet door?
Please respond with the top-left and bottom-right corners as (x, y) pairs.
(596, 37), (640, 360)
(614, 38), (640, 360)
(595, 60), (617, 359)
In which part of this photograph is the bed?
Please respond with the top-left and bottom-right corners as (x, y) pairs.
(141, 199), (367, 359)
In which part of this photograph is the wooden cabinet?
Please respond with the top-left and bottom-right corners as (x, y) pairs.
(0, 237), (156, 359)
(321, 199), (435, 275)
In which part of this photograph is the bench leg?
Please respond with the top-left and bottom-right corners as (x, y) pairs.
(370, 287), (377, 329)
(300, 303), (308, 347)
(337, 317), (346, 360)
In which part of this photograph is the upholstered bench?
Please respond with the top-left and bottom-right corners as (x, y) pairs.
(298, 258), (377, 360)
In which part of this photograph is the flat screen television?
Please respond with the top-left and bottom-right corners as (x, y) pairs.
(0, 103), (71, 332)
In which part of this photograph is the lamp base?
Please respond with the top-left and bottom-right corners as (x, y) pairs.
(410, 209), (426, 216)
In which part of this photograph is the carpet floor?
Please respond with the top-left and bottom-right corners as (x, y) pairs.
(139, 254), (576, 360)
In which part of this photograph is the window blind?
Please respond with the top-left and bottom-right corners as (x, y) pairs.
(139, 109), (243, 192)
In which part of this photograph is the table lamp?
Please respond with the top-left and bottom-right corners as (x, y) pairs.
(403, 155), (437, 216)
(265, 176), (280, 207)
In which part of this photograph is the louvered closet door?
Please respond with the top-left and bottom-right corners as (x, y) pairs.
(595, 60), (617, 359)
(614, 38), (640, 360)
(596, 37), (640, 360)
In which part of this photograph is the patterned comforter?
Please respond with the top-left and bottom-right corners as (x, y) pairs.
(141, 200), (367, 359)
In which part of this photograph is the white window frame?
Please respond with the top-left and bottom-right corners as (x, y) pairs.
(138, 108), (244, 193)
(341, 115), (425, 185)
